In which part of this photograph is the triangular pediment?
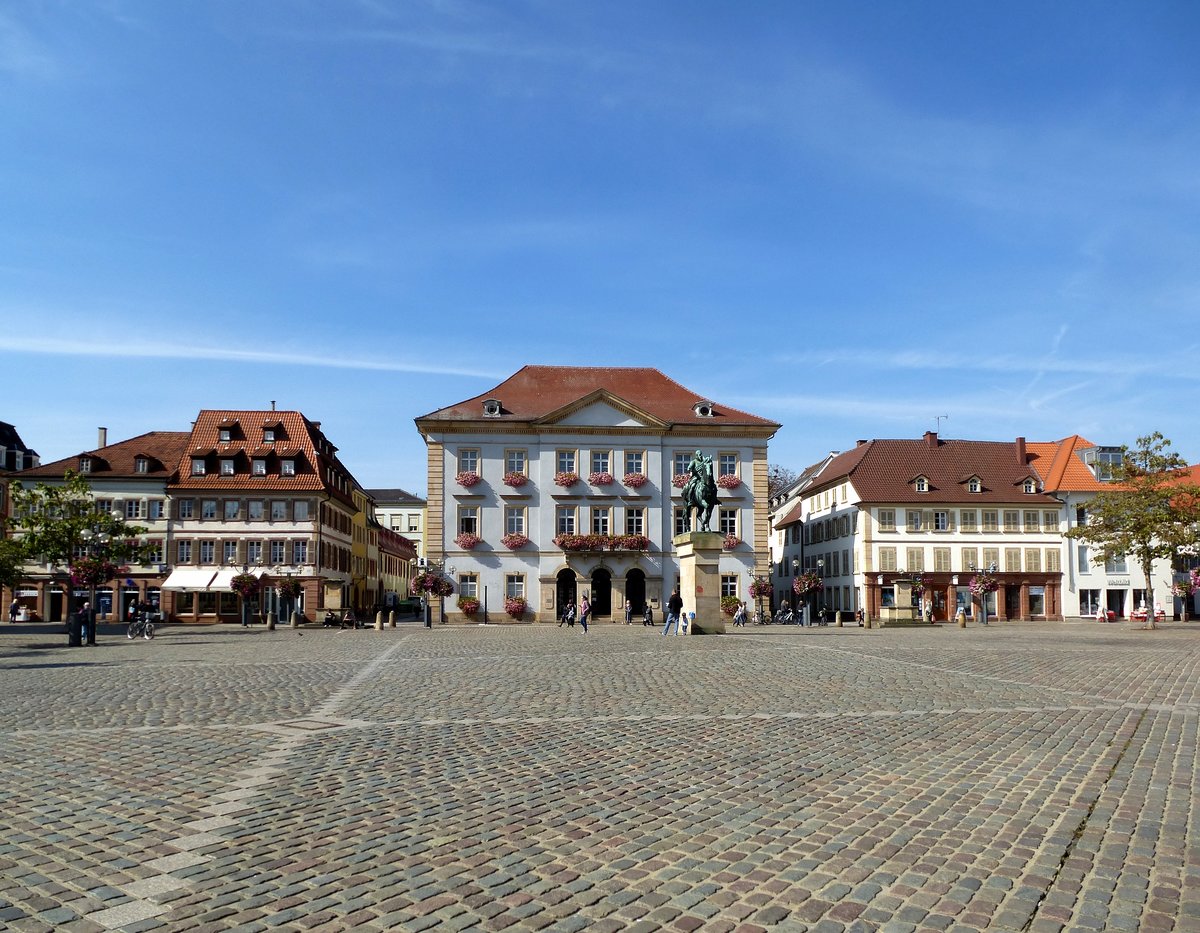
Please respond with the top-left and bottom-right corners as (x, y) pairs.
(536, 390), (668, 429)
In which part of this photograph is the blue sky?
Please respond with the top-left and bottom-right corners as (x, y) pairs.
(3, 1), (1198, 492)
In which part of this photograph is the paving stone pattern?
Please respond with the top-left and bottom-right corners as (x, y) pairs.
(0, 621), (1197, 931)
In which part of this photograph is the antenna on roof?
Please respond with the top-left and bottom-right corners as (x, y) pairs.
(934, 414), (949, 433)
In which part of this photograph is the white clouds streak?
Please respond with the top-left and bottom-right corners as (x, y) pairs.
(0, 335), (504, 381)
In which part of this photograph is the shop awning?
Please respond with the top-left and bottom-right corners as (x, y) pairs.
(160, 569), (218, 591)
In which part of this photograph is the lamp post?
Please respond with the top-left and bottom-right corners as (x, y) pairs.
(409, 558), (453, 628)
(78, 528), (111, 645)
(792, 557), (801, 624)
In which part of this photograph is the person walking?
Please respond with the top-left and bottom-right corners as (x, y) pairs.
(732, 601), (746, 627)
(642, 603), (654, 627)
(663, 588), (683, 636)
(579, 594), (591, 633)
(80, 600), (96, 646)
(624, 599), (633, 625)
(9, 598), (19, 624)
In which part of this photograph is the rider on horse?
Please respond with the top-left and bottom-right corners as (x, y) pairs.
(682, 450), (718, 532)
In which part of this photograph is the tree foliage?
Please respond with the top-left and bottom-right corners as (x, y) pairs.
(1065, 432), (1200, 629)
(767, 463), (799, 498)
(0, 536), (23, 593)
(7, 472), (152, 616)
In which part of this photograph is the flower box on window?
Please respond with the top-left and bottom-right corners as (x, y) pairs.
(501, 533), (530, 550)
(455, 532), (482, 550)
(504, 596), (527, 619)
(716, 473), (741, 489)
(588, 471), (614, 486)
(502, 472), (527, 487)
(554, 471), (580, 488)
(722, 534), (741, 550)
(623, 472), (648, 488)
(721, 595), (741, 616)
(455, 471), (481, 488)
(671, 473), (689, 488)
(458, 597), (480, 616)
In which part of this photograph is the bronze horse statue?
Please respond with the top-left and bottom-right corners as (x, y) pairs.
(682, 450), (719, 532)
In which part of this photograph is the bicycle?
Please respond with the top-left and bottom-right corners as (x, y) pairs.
(127, 612), (155, 640)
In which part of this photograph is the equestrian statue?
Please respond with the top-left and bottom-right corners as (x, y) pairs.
(682, 450), (719, 533)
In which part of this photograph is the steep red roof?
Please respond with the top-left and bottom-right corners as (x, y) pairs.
(1026, 436), (1107, 493)
(17, 431), (191, 480)
(805, 433), (1059, 505)
(416, 366), (779, 430)
(170, 410), (357, 507)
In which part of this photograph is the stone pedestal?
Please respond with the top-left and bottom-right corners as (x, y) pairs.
(674, 531), (726, 635)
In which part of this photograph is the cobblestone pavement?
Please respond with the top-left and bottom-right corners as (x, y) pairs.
(1, 620), (1197, 932)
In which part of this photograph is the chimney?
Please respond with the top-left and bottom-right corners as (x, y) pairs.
(270, 400), (276, 411)
(98, 426), (107, 448)
(1016, 436), (1027, 465)
(924, 430), (938, 448)
(856, 439), (868, 447)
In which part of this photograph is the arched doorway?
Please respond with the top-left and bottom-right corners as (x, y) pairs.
(556, 569), (577, 619)
(590, 569), (612, 618)
(625, 569), (646, 616)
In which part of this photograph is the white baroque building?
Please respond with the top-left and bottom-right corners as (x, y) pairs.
(414, 366), (780, 623)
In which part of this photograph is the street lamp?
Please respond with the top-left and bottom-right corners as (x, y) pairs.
(78, 528), (111, 644)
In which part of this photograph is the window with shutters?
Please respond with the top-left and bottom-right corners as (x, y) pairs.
(878, 509), (896, 531)
(1046, 549), (1061, 572)
(934, 510), (950, 531)
(934, 548), (951, 572)
(1003, 510), (1020, 533)
(1025, 549), (1041, 572)
(906, 510), (922, 532)
(962, 547), (979, 570)
(1005, 548), (1021, 572)
(879, 547), (897, 572)
(906, 548), (924, 571)
(982, 510), (999, 532)
(983, 548), (1000, 570)
(959, 510), (977, 531)
(1023, 511), (1040, 532)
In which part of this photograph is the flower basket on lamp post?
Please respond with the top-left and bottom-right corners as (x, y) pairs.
(968, 573), (999, 623)
(230, 572), (262, 627)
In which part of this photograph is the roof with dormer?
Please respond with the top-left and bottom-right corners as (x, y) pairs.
(415, 366), (779, 433)
(169, 410), (358, 508)
(1025, 435), (1108, 493)
(16, 431), (191, 480)
(803, 433), (1061, 505)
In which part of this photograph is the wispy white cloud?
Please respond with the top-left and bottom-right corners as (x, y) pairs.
(0, 334), (505, 381)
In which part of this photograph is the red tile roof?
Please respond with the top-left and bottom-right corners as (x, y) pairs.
(170, 410), (357, 507)
(416, 366), (780, 430)
(807, 433), (1060, 505)
(1026, 435), (1107, 493)
(17, 431), (191, 479)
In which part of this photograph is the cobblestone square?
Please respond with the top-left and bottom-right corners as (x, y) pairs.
(1, 620), (1197, 931)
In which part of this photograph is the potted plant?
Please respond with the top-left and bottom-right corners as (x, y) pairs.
(502, 471), (527, 487)
(458, 596), (480, 617)
(229, 572), (262, 600)
(455, 471), (482, 488)
(411, 571), (454, 597)
(722, 533), (741, 550)
(623, 472), (648, 488)
(716, 473), (741, 489)
(455, 532), (482, 550)
(748, 577), (772, 599)
(554, 471), (580, 488)
(504, 595), (527, 619)
(276, 578), (303, 600)
(721, 595), (741, 616)
(588, 471), (614, 486)
(615, 534), (650, 551)
(500, 532), (530, 550)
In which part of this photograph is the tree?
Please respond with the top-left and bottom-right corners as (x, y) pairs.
(767, 463), (799, 498)
(0, 536), (24, 595)
(1065, 433), (1200, 630)
(8, 471), (151, 621)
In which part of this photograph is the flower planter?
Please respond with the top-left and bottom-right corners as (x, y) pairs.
(716, 474), (741, 489)
(554, 472), (580, 488)
(501, 533), (530, 550)
(623, 472), (648, 489)
(502, 472), (528, 488)
(455, 533), (482, 550)
(455, 471), (482, 488)
(588, 471), (614, 486)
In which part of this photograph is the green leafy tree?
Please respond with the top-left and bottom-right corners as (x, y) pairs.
(8, 471), (152, 620)
(1065, 433), (1200, 630)
(0, 535), (24, 595)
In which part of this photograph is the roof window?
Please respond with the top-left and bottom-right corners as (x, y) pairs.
(693, 401), (715, 418)
(482, 398), (502, 417)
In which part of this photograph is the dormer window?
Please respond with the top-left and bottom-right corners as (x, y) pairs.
(134, 457), (148, 474)
(914, 476), (929, 493)
(281, 459), (296, 476)
(482, 399), (502, 417)
(252, 458), (267, 476)
(219, 428), (232, 443)
(263, 429), (275, 443)
(191, 458), (206, 476)
(967, 477), (982, 494)
(693, 401), (715, 418)
(79, 456), (92, 473)
(1023, 478), (1037, 494)
(220, 459), (235, 476)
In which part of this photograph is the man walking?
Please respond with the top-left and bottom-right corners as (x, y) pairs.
(663, 588), (683, 636)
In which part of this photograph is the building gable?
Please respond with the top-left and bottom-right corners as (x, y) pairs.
(540, 391), (666, 430)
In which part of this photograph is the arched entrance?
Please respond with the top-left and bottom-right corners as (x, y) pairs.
(556, 569), (577, 619)
(590, 569), (612, 618)
(625, 569), (646, 616)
